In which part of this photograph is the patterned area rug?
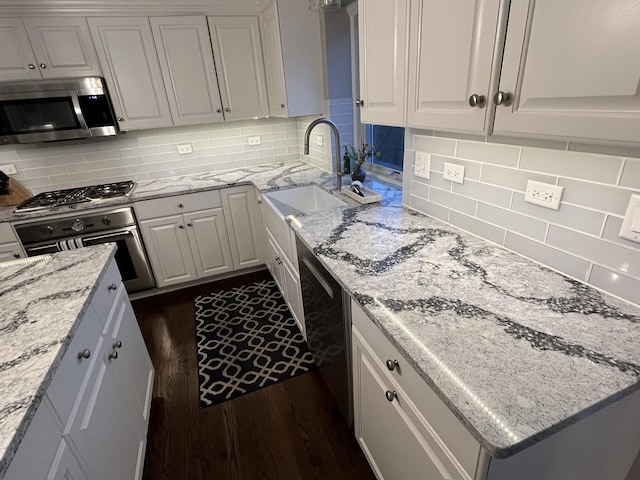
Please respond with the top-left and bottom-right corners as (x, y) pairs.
(195, 279), (316, 408)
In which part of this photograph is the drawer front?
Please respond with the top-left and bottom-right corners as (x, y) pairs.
(262, 196), (295, 264)
(0, 242), (24, 262)
(47, 307), (103, 428)
(0, 222), (17, 244)
(134, 189), (222, 220)
(352, 300), (480, 478)
(90, 258), (122, 330)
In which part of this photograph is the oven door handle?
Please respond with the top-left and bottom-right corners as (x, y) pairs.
(27, 244), (58, 253)
(82, 230), (133, 243)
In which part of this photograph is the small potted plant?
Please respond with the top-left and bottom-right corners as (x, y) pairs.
(347, 143), (380, 182)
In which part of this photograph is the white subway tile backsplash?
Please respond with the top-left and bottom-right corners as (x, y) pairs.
(429, 187), (477, 216)
(620, 159), (640, 189)
(451, 180), (512, 209)
(511, 193), (605, 236)
(84, 149), (124, 162)
(430, 155), (481, 180)
(601, 216), (640, 251)
(410, 179), (430, 200)
(519, 148), (622, 184)
(481, 164), (557, 192)
(558, 178), (634, 215)
(476, 202), (547, 241)
(137, 134), (176, 147)
(589, 265), (640, 306)
(504, 232), (591, 281)
(547, 226), (640, 278)
(409, 196), (449, 222)
(413, 135), (456, 156)
(448, 211), (506, 245)
(456, 140), (520, 167)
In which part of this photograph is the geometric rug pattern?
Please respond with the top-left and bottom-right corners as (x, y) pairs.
(195, 279), (316, 408)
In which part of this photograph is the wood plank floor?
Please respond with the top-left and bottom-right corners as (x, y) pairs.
(132, 270), (376, 480)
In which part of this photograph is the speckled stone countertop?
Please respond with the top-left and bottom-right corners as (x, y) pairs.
(289, 204), (640, 458)
(0, 245), (116, 478)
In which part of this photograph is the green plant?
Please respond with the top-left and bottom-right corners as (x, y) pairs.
(347, 143), (380, 169)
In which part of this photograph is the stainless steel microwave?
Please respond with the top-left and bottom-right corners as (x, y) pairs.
(0, 77), (118, 144)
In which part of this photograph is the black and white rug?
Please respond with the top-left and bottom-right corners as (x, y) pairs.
(195, 279), (316, 408)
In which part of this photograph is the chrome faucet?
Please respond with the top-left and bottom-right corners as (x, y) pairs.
(303, 118), (343, 190)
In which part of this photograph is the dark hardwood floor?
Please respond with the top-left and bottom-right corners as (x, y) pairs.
(132, 270), (376, 480)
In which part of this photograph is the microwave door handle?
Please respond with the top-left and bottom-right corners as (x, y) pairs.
(70, 91), (90, 132)
(83, 230), (133, 243)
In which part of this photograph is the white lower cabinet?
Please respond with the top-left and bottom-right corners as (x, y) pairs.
(5, 257), (154, 480)
(0, 242), (24, 262)
(220, 186), (263, 270)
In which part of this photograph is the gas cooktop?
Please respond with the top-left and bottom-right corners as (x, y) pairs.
(15, 181), (136, 213)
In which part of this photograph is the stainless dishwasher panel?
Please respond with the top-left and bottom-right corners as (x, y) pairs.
(297, 237), (353, 428)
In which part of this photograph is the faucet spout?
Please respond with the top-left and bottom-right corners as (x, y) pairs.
(303, 118), (343, 190)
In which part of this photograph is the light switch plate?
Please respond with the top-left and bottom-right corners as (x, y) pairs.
(619, 194), (640, 243)
(443, 162), (465, 184)
(414, 151), (431, 180)
(177, 143), (193, 155)
(248, 136), (261, 146)
(524, 180), (563, 210)
(316, 135), (323, 146)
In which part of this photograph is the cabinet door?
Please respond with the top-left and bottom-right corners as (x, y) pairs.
(407, 0), (505, 134)
(493, 0), (640, 144)
(139, 215), (197, 288)
(260, 1), (288, 117)
(150, 16), (225, 126)
(207, 16), (269, 121)
(88, 17), (172, 131)
(0, 242), (24, 262)
(358, 0), (408, 126)
(66, 335), (146, 480)
(23, 17), (101, 79)
(282, 258), (305, 336)
(353, 330), (468, 480)
(0, 18), (40, 81)
(48, 439), (89, 480)
(220, 186), (263, 270)
(184, 208), (235, 278)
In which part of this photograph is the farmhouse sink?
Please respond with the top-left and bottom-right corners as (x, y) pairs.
(265, 185), (347, 216)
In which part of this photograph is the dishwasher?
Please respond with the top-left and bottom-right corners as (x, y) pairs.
(297, 237), (353, 428)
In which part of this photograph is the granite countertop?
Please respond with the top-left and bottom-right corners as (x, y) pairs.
(289, 204), (640, 458)
(0, 244), (117, 477)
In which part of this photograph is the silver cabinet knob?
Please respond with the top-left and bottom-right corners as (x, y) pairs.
(186, 223), (193, 227)
(355, 99), (364, 107)
(108, 283), (117, 291)
(493, 91), (513, 106)
(28, 64), (35, 70)
(117, 116), (124, 122)
(216, 108), (221, 113)
(280, 103), (285, 109)
(39, 63), (47, 69)
(77, 349), (91, 359)
(385, 390), (397, 402)
(113, 340), (122, 349)
(468, 94), (486, 108)
(13, 253), (20, 258)
(177, 203), (184, 208)
(108, 350), (118, 360)
(224, 107), (230, 112)
(178, 225), (185, 229)
(257, 199), (262, 205)
(275, 256), (282, 265)
(386, 359), (399, 371)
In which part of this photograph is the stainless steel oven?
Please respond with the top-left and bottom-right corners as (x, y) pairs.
(15, 207), (155, 293)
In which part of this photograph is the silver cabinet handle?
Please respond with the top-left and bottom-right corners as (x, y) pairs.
(39, 63), (47, 69)
(385, 390), (397, 402)
(216, 108), (221, 113)
(108, 350), (118, 360)
(177, 203), (184, 208)
(108, 283), (117, 291)
(494, 91), (513, 106)
(386, 359), (399, 371)
(28, 64), (35, 70)
(355, 99), (364, 107)
(117, 116), (124, 122)
(77, 349), (91, 359)
(113, 340), (122, 349)
(468, 94), (486, 108)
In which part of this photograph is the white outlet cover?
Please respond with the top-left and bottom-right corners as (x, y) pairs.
(248, 136), (261, 146)
(524, 180), (563, 210)
(619, 194), (640, 243)
(414, 151), (431, 180)
(443, 162), (465, 184)
(177, 143), (193, 155)
(316, 135), (323, 146)
(0, 164), (17, 175)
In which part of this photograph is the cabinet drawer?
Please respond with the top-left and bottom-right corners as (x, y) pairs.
(90, 258), (122, 330)
(134, 190), (222, 220)
(46, 307), (102, 427)
(0, 222), (17, 244)
(352, 300), (480, 478)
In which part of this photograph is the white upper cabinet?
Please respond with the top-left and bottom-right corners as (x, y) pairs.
(0, 17), (99, 81)
(150, 16), (225, 126)
(358, 0), (408, 126)
(88, 17), (173, 131)
(207, 16), (269, 121)
(259, 0), (325, 117)
(493, 0), (640, 144)
(407, 0), (506, 134)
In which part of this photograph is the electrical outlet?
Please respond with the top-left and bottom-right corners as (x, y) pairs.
(177, 143), (193, 155)
(316, 135), (323, 146)
(443, 162), (465, 184)
(619, 194), (640, 242)
(414, 151), (431, 179)
(524, 180), (563, 210)
(248, 136), (261, 146)
(0, 164), (17, 175)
